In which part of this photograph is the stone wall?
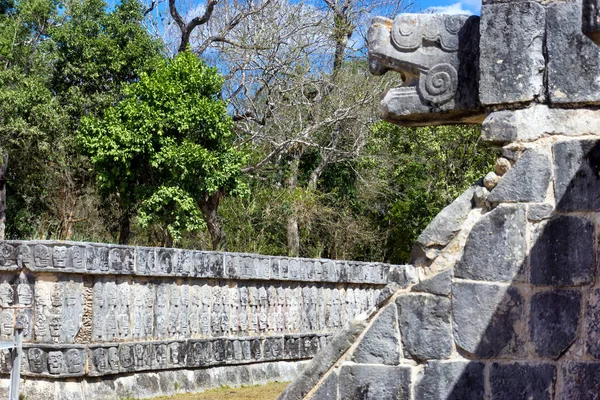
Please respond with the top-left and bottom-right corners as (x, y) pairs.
(0, 240), (414, 398)
(282, 135), (600, 400)
(280, 0), (600, 399)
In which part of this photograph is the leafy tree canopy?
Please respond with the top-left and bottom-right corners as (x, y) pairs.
(78, 50), (249, 245)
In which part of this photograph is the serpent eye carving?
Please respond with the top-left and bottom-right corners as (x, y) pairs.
(418, 63), (458, 105)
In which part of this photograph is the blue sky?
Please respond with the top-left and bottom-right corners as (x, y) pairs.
(418, 0), (481, 15)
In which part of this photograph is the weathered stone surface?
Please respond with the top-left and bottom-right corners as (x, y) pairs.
(482, 106), (600, 144)
(490, 362), (556, 400)
(530, 215), (594, 286)
(561, 362), (600, 399)
(415, 186), (475, 248)
(483, 172), (499, 190)
(473, 186), (489, 208)
(527, 203), (553, 221)
(278, 318), (368, 400)
(586, 288), (600, 359)
(452, 282), (525, 358)
(487, 149), (551, 203)
(455, 205), (526, 282)
(495, 157), (511, 176)
(414, 361), (484, 400)
(352, 304), (400, 365)
(338, 364), (411, 400)
(554, 140), (600, 212)
(368, 14), (482, 126)
(530, 290), (581, 359)
(387, 265), (416, 287)
(479, 2), (545, 105)
(412, 270), (452, 296)
(547, 1), (600, 104)
(308, 371), (338, 400)
(396, 294), (452, 360)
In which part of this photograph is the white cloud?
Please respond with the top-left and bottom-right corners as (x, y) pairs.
(425, 2), (476, 15)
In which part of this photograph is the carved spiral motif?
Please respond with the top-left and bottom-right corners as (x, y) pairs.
(418, 63), (458, 105)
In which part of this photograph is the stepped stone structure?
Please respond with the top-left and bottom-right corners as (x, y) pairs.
(0, 241), (414, 398)
(280, 0), (600, 399)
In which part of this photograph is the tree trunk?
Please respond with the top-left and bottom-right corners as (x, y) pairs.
(286, 156), (300, 257)
(118, 210), (131, 245)
(0, 153), (7, 241)
(332, 14), (353, 79)
(199, 191), (226, 250)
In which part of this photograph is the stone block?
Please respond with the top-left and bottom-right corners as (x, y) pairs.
(547, 1), (600, 104)
(415, 186), (475, 248)
(414, 361), (485, 400)
(479, 2), (545, 105)
(452, 282), (525, 358)
(487, 149), (551, 203)
(309, 372), (338, 400)
(352, 304), (401, 365)
(412, 270), (452, 296)
(338, 364), (412, 400)
(455, 204), (526, 282)
(482, 106), (600, 144)
(586, 288), (600, 359)
(554, 139), (600, 212)
(23, 345), (86, 377)
(396, 294), (452, 360)
(530, 290), (581, 359)
(527, 203), (554, 221)
(530, 215), (594, 286)
(561, 362), (600, 399)
(490, 362), (556, 400)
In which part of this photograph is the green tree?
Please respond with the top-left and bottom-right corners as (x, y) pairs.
(0, 0), (164, 240)
(78, 51), (248, 247)
(362, 122), (498, 263)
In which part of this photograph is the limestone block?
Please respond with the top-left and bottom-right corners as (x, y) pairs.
(23, 345), (86, 377)
(338, 364), (412, 400)
(367, 14), (482, 126)
(413, 185), (475, 251)
(490, 362), (556, 400)
(530, 215), (595, 286)
(586, 288), (600, 359)
(452, 282), (525, 358)
(482, 106), (600, 144)
(412, 270), (452, 296)
(0, 242), (20, 271)
(88, 345), (121, 376)
(530, 290), (581, 359)
(487, 149), (551, 203)
(414, 361), (485, 400)
(547, 1), (600, 104)
(396, 294), (452, 360)
(527, 203), (554, 221)
(554, 139), (600, 212)
(479, 2), (545, 105)
(455, 204), (527, 282)
(308, 371), (338, 400)
(561, 362), (600, 398)
(351, 304), (400, 365)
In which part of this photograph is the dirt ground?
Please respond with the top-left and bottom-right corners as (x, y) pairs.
(151, 381), (289, 400)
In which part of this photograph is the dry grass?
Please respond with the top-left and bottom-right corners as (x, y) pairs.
(151, 382), (289, 400)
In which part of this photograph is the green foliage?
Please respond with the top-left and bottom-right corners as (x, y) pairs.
(49, 0), (164, 120)
(363, 121), (498, 263)
(79, 51), (249, 244)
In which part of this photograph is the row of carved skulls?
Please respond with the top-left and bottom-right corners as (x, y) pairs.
(88, 281), (376, 341)
(0, 242), (388, 284)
